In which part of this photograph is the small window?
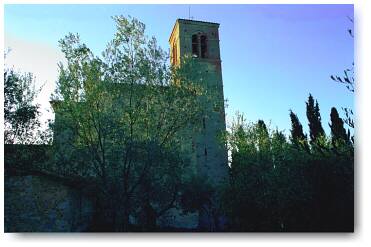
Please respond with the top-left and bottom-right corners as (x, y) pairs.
(200, 35), (207, 58)
(192, 34), (199, 57)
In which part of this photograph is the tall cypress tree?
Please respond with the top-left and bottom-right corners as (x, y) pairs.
(329, 107), (349, 145)
(256, 119), (270, 149)
(256, 120), (270, 162)
(289, 110), (307, 146)
(306, 94), (325, 143)
(257, 120), (268, 136)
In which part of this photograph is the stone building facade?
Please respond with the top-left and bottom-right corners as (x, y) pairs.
(5, 19), (229, 232)
(169, 19), (229, 230)
(169, 19), (228, 187)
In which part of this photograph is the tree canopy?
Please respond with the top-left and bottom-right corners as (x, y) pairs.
(4, 68), (41, 144)
(223, 87), (354, 231)
(51, 16), (210, 231)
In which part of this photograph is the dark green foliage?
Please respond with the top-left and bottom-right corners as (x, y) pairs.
(51, 16), (209, 231)
(257, 119), (268, 133)
(306, 94), (325, 144)
(4, 70), (41, 144)
(180, 175), (214, 214)
(222, 113), (353, 231)
(289, 110), (308, 149)
(4, 144), (51, 173)
(329, 107), (349, 145)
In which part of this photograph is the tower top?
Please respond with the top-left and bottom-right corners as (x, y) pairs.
(177, 18), (219, 26)
(169, 19), (219, 43)
(169, 18), (221, 66)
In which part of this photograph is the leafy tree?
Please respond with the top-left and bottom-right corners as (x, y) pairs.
(180, 174), (214, 217)
(222, 111), (353, 232)
(223, 114), (307, 231)
(306, 94), (325, 144)
(51, 16), (208, 231)
(4, 59), (52, 145)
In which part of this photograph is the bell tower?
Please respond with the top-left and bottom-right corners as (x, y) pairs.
(169, 19), (222, 69)
(169, 18), (228, 183)
(169, 19), (228, 230)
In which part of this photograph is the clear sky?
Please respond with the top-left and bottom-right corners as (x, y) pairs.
(4, 4), (354, 135)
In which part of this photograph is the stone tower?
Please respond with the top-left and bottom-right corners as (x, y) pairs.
(169, 19), (228, 229)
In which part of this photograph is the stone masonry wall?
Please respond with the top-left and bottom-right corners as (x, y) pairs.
(4, 174), (94, 232)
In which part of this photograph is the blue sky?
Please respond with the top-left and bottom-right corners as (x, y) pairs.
(4, 4), (354, 135)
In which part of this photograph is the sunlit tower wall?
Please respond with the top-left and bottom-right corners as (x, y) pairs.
(169, 19), (229, 230)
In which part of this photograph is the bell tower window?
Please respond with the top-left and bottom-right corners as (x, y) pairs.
(192, 34), (199, 57)
(191, 34), (207, 58)
(200, 35), (207, 58)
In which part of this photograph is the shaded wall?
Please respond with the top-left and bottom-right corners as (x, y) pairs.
(4, 174), (94, 232)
